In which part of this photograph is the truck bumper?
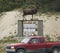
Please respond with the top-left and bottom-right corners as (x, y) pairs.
(7, 51), (15, 53)
(6, 49), (16, 53)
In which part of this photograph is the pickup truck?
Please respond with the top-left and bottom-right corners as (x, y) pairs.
(6, 36), (60, 53)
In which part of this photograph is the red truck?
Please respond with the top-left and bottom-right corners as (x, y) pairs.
(6, 36), (60, 53)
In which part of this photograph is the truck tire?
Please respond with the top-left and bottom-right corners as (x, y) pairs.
(52, 48), (59, 53)
(16, 49), (25, 53)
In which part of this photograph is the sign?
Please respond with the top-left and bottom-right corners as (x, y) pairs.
(23, 24), (36, 32)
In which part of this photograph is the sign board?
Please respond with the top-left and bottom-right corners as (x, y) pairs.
(23, 24), (36, 32)
(24, 24), (36, 29)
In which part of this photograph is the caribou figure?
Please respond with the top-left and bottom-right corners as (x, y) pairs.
(23, 8), (37, 20)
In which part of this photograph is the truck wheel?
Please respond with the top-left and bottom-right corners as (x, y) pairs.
(16, 49), (25, 53)
(52, 48), (59, 53)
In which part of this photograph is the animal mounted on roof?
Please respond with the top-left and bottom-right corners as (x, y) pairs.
(23, 8), (37, 17)
(22, 8), (38, 20)
(23, 5), (39, 20)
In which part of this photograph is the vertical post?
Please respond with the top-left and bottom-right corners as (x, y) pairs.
(31, 14), (33, 20)
(38, 20), (43, 36)
(18, 20), (23, 37)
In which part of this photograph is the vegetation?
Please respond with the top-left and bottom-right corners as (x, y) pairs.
(0, 0), (60, 13)
(0, 36), (23, 53)
(46, 35), (51, 42)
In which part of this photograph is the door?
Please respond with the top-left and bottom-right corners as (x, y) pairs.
(38, 37), (46, 53)
(26, 38), (39, 52)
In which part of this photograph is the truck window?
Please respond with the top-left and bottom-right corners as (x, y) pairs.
(30, 38), (38, 44)
(40, 37), (44, 43)
(21, 37), (30, 43)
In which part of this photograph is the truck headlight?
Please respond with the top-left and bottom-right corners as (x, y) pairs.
(11, 46), (15, 49)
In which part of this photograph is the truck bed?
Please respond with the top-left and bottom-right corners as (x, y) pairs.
(46, 41), (60, 48)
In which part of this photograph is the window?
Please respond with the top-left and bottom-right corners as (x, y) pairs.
(21, 37), (30, 43)
(30, 38), (38, 44)
(40, 37), (44, 43)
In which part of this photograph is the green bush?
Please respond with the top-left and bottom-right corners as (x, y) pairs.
(46, 35), (51, 42)
(0, 36), (18, 43)
(0, 0), (60, 13)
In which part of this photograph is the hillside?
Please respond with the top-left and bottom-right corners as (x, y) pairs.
(0, 0), (60, 13)
(0, 10), (60, 40)
(0, 10), (20, 39)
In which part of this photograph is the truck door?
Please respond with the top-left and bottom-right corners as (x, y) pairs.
(38, 37), (46, 53)
(27, 38), (39, 52)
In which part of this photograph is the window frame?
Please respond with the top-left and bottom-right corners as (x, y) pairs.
(30, 38), (39, 44)
(39, 37), (44, 43)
